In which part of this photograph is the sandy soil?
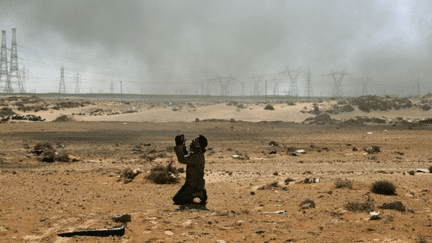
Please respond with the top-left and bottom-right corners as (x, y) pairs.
(0, 96), (432, 242)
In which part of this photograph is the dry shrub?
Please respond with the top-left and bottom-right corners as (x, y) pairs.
(52, 115), (75, 122)
(119, 167), (142, 184)
(345, 194), (375, 212)
(264, 104), (275, 110)
(284, 177), (295, 184)
(335, 179), (353, 189)
(41, 150), (56, 163)
(371, 180), (396, 195)
(258, 181), (279, 190)
(429, 165), (432, 173)
(299, 199), (316, 208)
(146, 162), (180, 184)
(56, 152), (70, 162)
(33, 142), (54, 155)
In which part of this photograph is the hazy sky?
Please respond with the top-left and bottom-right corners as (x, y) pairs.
(0, 0), (432, 96)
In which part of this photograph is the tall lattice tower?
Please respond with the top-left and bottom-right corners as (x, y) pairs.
(304, 69), (314, 100)
(0, 30), (10, 92)
(59, 66), (66, 93)
(9, 28), (22, 93)
(74, 72), (80, 94)
(360, 77), (371, 96)
(251, 76), (261, 96)
(284, 66), (303, 97)
(326, 68), (349, 97)
(110, 79), (114, 94)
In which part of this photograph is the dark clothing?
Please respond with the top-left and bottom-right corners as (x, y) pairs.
(174, 144), (205, 190)
(173, 184), (207, 205)
(173, 144), (206, 205)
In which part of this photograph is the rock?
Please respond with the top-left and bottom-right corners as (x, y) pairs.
(269, 141), (279, 146)
(164, 230), (174, 235)
(181, 220), (193, 228)
(273, 171), (278, 176)
(282, 186), (289, 191)
(111, 213), (131, 223)
(235, 220), (245, 226)
(250, 191), (255, 195)
(416, 169), (430, 173)
(378, 201), (406, 212)
(216, 240), (226, 243)
(408, 170), (415, 175)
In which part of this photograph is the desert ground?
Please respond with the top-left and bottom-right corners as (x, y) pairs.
(0, 95), (432, 243)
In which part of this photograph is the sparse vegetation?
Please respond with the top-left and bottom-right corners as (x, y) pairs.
(371, 180), (396, 195)
(429, 165), (432, 173)
(299, 199), (315, 208)
(284, 177), (295, 184)
(32, 142), (54, 155)
(264, 104), (275, 110)
(345, 194), (375, 212)
(258, 181), (279, 190)
(53, 115), (75, 122)
(334, 179), (353, 189)
(146, 162), (181, 184)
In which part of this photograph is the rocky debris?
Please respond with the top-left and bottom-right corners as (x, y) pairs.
(264, 104), (275, 110)
(418, 118), (432, 124)
(52, 115), (74, 122)
(364, 146), (382, 154)
(258, 181), (279, 190)
(378, 201), (406, 212)
(349, 95), (413, 113)
(304, 178), (320, 183)
(32, 142), (54, 155)
(284, 177), (295, 184)
(111, 213), (131, 223)
(119, 167), (142, 184)
(303, 114), (338, 125)
(263, 210), (287, 214)
(0, 115), (10, 122)
(282, 186), (289, 191)
(325, 104), (355, 114)
(53, 100), (91, 110)
(12, 114), (45, 121)
(269, 141), (279, 146)
(0, 107), (16, 116)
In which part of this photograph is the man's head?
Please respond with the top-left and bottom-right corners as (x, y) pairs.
(190, 135), (207, 152)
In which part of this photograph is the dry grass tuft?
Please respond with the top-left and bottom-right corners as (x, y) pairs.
(335, 179), (353, 189)
(146, 162), (181, 184)
(345, 194), (375, 212)
(371, 180), (397, 195)
(52, 115), (75, 122)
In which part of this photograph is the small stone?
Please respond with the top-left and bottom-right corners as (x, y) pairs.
(164, 230), (174, 235)
(273, 171), (278, 176)
(111, 213), (131, 222)
(181, 220), (192, 228)
(216, 240), (226, 243)
(250, 191), (255, 195)
(236, 220), (245, 226)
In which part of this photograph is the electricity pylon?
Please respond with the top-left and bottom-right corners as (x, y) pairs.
(304, 69), (314, 100)
(0, 30), (9, 92)
(8, 28), (22, 93)
(74, 72), (81, 94)
(359, 77), (371, 96)
(58, 65), (66, 93)
(216, 74), (235, 96)
(271, 78), (280, 95)
(282, 66), (303, 97)
(325, 68), (349, 97)
(251, 76), (262, 96)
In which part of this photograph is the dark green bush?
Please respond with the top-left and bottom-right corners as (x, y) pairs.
(371, 180), (396, 195)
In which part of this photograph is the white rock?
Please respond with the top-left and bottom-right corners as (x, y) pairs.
(164, 230), (174, 235)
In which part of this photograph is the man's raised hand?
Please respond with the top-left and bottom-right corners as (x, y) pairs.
(175, 134), (185, 146)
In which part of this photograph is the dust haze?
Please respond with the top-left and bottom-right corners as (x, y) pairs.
(1, 0), (432, 95)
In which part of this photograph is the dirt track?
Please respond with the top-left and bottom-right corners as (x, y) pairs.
(1, 121), (432, 242)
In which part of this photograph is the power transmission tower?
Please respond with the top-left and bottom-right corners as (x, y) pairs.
(359, 77), (371, 96)
(9, 28), (22, 93)
(251, 76), (261, 96)
(304, 69), (314, 100)
(325, 68), (349, 97)
(74, 72), (81, 94)
(216, 74), (235, 96)
(417, 78), (420, 97)
(282, 66), (303, 97)
(0, 30), (9, 93)
(271, 79), (280, 95)
(58, 65), (66, 93)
